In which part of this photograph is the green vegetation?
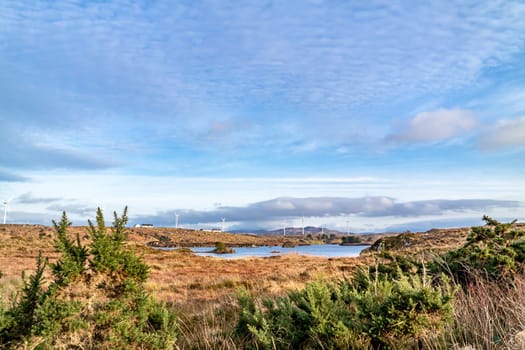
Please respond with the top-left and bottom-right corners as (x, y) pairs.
(0, 207), (177, 349)
(341, 235), (363, 245)
(1, 214), (525, 349)
(213, 241), (235, 254)
(235, 216), (525, 349)
(237, 269), (454, 349)
(434, 215), (525, 283)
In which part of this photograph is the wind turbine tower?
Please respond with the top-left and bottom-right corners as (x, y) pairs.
(221, 217), (226, 232)
(3, 199), (9, 225)
(175, 213), (179, 229)
(302, 216), (305, 235)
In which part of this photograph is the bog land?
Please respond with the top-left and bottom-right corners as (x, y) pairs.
(0, 224), (469, 306)
(3, 220), (525, 349)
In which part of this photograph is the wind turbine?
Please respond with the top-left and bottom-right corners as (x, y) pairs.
(175, 213), (179, 229)
(3, 198), (12, 225)
(302, 216), (305, 235)
(221, 217), (226, 232)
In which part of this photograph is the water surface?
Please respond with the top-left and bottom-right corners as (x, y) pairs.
(183, 244), (369, 259)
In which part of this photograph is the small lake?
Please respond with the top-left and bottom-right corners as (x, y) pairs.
(178, 245), (369, 259)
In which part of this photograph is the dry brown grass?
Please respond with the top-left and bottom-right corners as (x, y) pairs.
(129, 226), (301, 247)
(0, 224), (369, 349)
(2, 222), (512, 349)
(0, 223), (472, 306)
(421, 273), (525, 349)
(0, 224), (366, 306)
(144, 250), (364, 306)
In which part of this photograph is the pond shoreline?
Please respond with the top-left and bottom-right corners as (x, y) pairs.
(156, 244), (371, 259)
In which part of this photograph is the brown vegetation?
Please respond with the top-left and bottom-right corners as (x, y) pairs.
(0, 223), (473, 308)
(0, 224), (367, 307)
(3, 220), (525, 349)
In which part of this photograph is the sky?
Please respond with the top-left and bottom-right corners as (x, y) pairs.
(1, 0), (525, 233)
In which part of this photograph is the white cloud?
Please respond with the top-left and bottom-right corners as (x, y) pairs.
(389, 109), (477, 143)
(132, 196), (523, 230)
(479, 116), (525, 149)
(0, 1), (524, 230)
(3, 172), (525, 230)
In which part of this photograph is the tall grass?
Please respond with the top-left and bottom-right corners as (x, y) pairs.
(423, 272), (525, 349)
(174, 295), (241, 350)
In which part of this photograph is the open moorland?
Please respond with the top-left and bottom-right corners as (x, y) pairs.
(2, 218), (525, 349)
(0, 224), (383, 304)
(0, 223), (470, 305)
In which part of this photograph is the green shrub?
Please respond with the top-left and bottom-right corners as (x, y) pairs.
(374, 252), (423, 280)
(349, 269), (454, 349)
(50, 212), (88, 286)
(0, 207), (177, 349)
(434, 216), (525, 284)
(237, 269), (454, 349)
(0, 253), (49, 343)
(89, 208), (149, 283)
(0, 300), (10, 343)
(213, 241), (234, 254)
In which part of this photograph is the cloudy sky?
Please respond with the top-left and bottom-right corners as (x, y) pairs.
(1, 0), (525, 232)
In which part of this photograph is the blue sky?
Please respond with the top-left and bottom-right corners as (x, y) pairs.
(1, 0), (525, 232)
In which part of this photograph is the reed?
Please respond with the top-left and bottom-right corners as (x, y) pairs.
(423, 272), (525, 349)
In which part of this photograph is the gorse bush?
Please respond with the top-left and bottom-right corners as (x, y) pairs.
(0, 207), (177, 349)
(434, 216), (525, 284)
(88, 208), (149, 282)
(0, 253), (51, 342)
(237, 280), (367, 349)
(51, 212), (88, 286)
(237, 268), (454, 349)
(350, 269), (454, 349)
